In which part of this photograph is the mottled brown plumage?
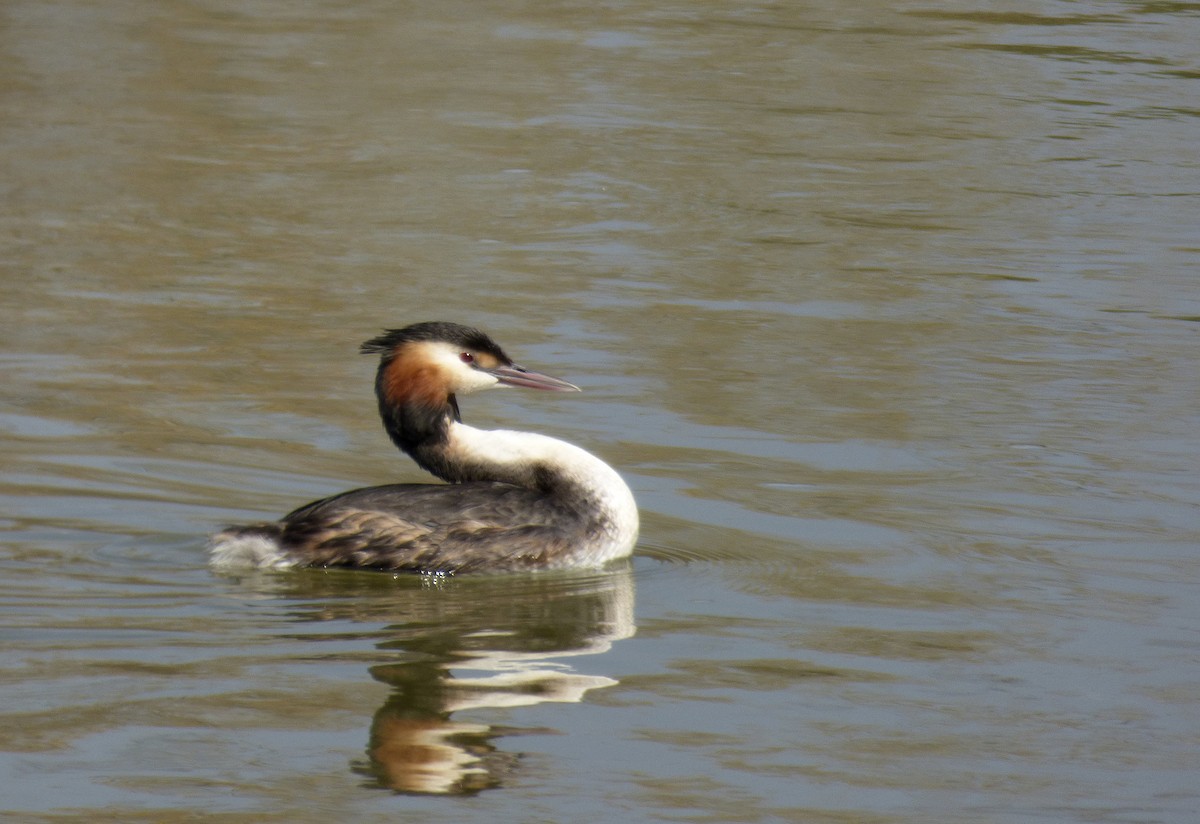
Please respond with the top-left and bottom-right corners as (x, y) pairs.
(252, 483), (589, 572)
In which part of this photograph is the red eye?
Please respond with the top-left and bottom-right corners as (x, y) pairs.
(460, 352), (474, 364)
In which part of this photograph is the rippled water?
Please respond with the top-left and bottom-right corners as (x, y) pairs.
(3, 1), (1199, 821)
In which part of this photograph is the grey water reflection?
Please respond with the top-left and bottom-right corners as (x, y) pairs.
(219, 565), (634, 795)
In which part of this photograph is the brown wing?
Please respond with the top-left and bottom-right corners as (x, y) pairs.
(276, 482), (585, 573)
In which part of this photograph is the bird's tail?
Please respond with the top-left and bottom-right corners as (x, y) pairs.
(207, 523), (294, 569)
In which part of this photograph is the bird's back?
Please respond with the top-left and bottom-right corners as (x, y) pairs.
(214, 482), (591, 573)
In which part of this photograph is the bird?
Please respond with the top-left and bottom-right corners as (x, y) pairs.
(208, 321), (639, 574)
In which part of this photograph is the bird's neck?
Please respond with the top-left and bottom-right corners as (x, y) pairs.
(374, 385), (456, 466)
(377, 396), (639, 552)
(376, 388), (591, 492)
(439, 422), (608, 489)
(381, 392), (614, 485)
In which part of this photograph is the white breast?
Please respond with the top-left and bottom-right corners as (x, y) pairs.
(449, 423), (639, 563)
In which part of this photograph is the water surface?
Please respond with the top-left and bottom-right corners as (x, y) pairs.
(2, 1), (1199, 821)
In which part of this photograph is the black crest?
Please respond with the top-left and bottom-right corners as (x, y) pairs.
(360, 321), (510, 363)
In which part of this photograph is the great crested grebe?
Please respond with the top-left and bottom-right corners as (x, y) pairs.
(209, 321), (638, 573)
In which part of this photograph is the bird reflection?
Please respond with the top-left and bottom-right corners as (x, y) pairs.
(361, 660), (511, 794)
(218, 563), (635, 795)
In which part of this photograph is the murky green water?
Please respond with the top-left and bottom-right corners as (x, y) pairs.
(3, 1), (1198, 821)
